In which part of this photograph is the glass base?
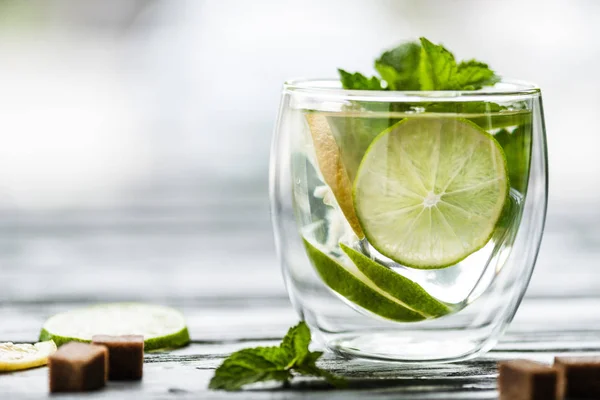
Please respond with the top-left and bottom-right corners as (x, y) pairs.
(325, 331), (494, 363)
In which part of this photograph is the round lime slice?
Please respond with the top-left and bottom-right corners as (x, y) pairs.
(0, 340), (57, 372)
(39, 303), (190, 351)
(354, 117), (508, 269)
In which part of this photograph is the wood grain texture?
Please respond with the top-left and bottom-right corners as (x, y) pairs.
(2, 297), (600, 399)
(1, 212), (599, 398)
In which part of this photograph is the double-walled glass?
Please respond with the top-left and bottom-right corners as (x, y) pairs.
(270, 79), (548, 362)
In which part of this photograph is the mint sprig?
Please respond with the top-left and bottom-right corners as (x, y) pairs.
(375, 41), (421, 90)
(209, 322), (346, 391)
(340, 37), (499, 91)
(338, 69), (383, 90)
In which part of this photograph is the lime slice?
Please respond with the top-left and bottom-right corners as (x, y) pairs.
(339, 244), (452, 317)
(354, 117), (508, 269)
(303, 238), (426, 322)
(0, 340), (57, 372)
(305, 113), (364, 237)
(39, 303), (190, 351)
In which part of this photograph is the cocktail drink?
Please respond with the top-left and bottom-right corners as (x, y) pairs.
(270, 40), (548, 362)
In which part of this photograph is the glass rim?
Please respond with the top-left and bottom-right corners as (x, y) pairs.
(283, 77), (540, 102)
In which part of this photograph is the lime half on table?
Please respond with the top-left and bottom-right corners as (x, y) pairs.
(354, 117), (509, 269)
(40, 303), (190, 351)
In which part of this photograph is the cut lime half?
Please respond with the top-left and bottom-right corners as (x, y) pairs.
(0, 340), (57, 372)
(354, 117), (508, 269)
(40, 303), (190, 351)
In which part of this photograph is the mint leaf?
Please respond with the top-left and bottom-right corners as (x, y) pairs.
(338, 37), (499, 91)
(281, 321), (311, 365)
(493, 123), (532, 193)
(338, 69), (383, 90)
(375, 41), (421, 90)
(295, 351), (348, 388)
(208, 347), (293, 391)
(253, 345), (295, 367)
(455, 60), (500, 90)
(209, 322), (346, 391)
(418, 37), (458, 90)
(418, 38), (499, 90)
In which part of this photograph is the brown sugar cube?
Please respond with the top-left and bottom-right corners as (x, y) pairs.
(92, 335), (144, 380)
(48, 342), (108, 392)
(554, 356), (600, 398)
(498, 360), (564, 400)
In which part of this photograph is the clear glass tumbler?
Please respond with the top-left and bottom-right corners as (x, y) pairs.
(270, 79), (547, 362)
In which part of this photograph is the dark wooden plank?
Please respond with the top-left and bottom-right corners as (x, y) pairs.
(0, 339), (501, 399)
(2, 297), (600, 398)
(0, 211), (599, 398)
(3, 340), (600, 399)
(0, 360), (499, 400)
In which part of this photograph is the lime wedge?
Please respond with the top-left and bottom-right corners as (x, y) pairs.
(354, 117), (508, 269)
(326, 114), (395, 182)
(303, 238), (426, 322)
(40, 303), (190, 351)
(339, 244), (452, 317)
(0, 340), (57, 371)
(305, 113), (364, 237)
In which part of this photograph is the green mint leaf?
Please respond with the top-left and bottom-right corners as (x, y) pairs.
(209, 321), (345, 391)
(295, 351), (348, 388)
(417, 38), (499, 90)
(374, 41), (421, 90)
(302, 350), (323, 365)
(493, 123), (532, 193)
(281, 321), (311, 365)
(338, 37), (499, 91)
(455, 60), (500, 90)
(209, 347), (293, 391)
(418, 37), (458, 90)
(253, 345), (296, 367)
(338, 69), (383, 90)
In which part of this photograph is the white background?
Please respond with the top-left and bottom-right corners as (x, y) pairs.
(0, 0), (598, 302)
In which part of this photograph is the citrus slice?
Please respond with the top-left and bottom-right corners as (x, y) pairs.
(303, 238), (426, 322)
(39, 303), (190, 351)
(305, 113), (364, 237)
(354, 117), (508, 269)
(326, 113), (394, 182)
(339, 244), (452, 317)
(0, 340), (57, 371)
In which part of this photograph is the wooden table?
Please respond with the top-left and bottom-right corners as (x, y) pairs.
(1, 206), (599, 399)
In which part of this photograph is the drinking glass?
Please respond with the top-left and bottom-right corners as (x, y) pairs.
(270, 79), (547, 362)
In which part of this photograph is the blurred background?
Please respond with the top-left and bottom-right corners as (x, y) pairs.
(0, 0), (599, 303)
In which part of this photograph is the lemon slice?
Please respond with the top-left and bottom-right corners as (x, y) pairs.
(305, 113), (364, 237)
(0, 340), (57, 371)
